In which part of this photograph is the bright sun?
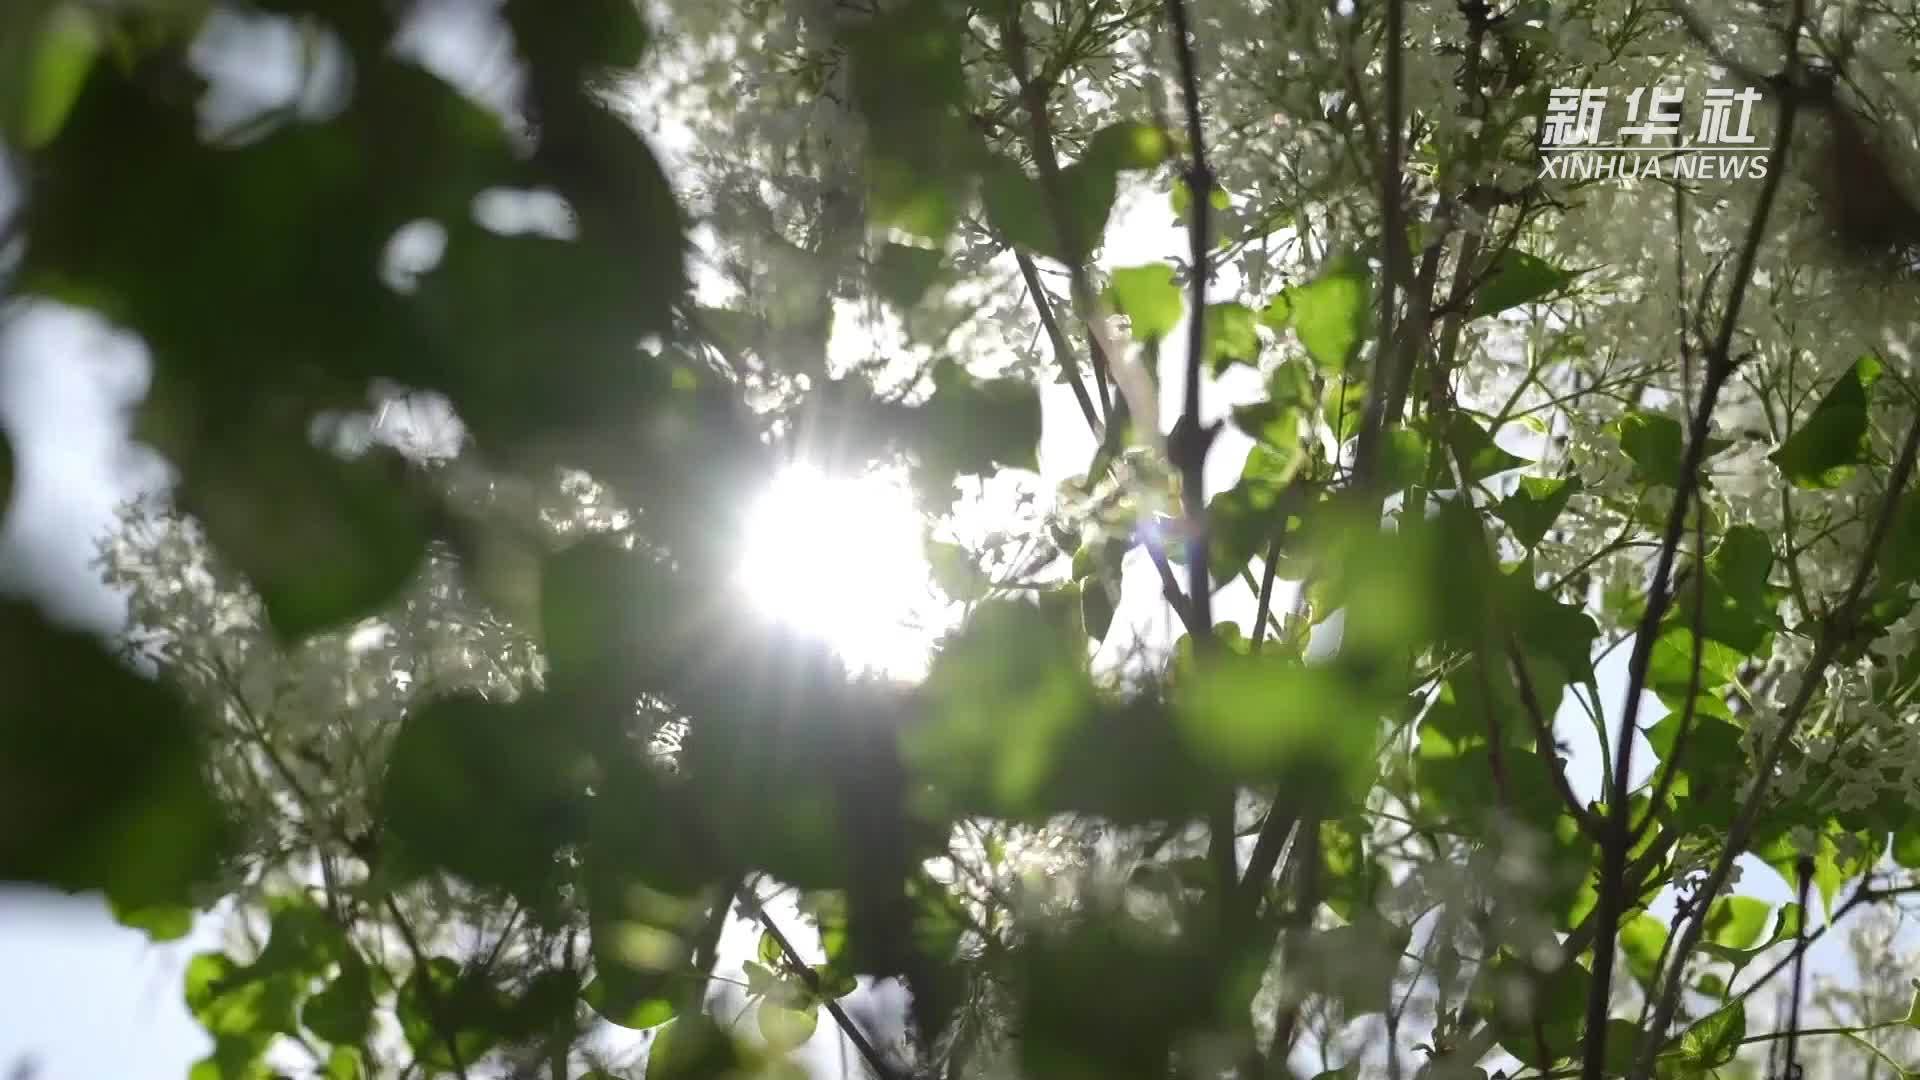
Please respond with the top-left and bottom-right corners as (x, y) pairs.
(736, 465), (950, 678)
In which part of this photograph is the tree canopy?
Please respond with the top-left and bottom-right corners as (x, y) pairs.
(8, 0), (1920, 1078)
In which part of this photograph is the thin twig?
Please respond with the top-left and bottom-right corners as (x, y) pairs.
(1015, 250), (1102, 433)
(1783, 855), (1814, 1079)
(1506, 641), (1604, 837)
(385, 897), (472, 1080)
(739, 887), (901, 1080)
(1629, 487), (1710, 843)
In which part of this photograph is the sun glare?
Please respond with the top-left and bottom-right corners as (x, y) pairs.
(737, 465), (950, 678)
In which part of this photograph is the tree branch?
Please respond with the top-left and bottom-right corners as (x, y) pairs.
(1585, 70), (1802, 1080)
(1351, 0), (1407, 489)
(1633, 408), (1920, 1079)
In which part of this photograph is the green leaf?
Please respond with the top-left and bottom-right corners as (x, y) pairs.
(1205, 302), (1260, 372)
(813, 965), (857, 1000)
(396, 957), (501, 1070)
(1266, 255), (1371, 372)
(1470, 250), (1574, 317)
(187, 1035), (273, 1080)
(1904, 983), (1920, 1029)
(1084, 121), (1172, 171)
(177, 439), (429, 642)
(584, 972), (677, 1030)
(849, 0), (977, 241)
(926, 540), (989, 602)
(759, 930), (784, 967)
(1496, 476), (1581, 547)
(1377, 429), (1429, 493)
(1770, 355), (1881, 488)
(1081, 578), (1117, 643)
(874, 242), (945, 309)
(303, 954), (375, 1046)
(380, 695), (586, 911)
(646, 1014), (741, 1080)
(1666, 1001), (1744, 1074)
(908, 600), (1094, 815)
(911, 360), (1042, 505)
(982, 154), (1116, 263)
(1672, 525), (1777, 653)
(1108, 264), (1182, 341)
(1446, 415), (1529, 483)
(1174, 654), (1377, 807)
(0, 602), (227, 911)
(1895, 826), (1920, 869)
(323, 1047), (363, 1080)
(1621, 914), (1668, 988)
(1482, 954), (1590, 1068)
(1704, 896), (1771, 950)
(758, 1002), (820, 1050)
(1171, 180), (1230, 217)
(18, 4), (98, 149)
(184, 951), (302, 1042)
(111, 899), (194, 943)
(1205, 446), (1304, 584)
(1610, 411), (1733, 489)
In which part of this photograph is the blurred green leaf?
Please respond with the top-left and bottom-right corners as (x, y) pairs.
(18, 4), (96, 149)
(0, 602), (227, 911)
(1621, 914), (1668, 989)
(758, 1002), (819, 1050)
(303, 954), (375, 1046)
(909, 599), (1094, 815)
(874, 242), (946, 309)
(179, 441), (429, 642)
(647, 1013), (742, 1080)
(1081, 578), (1117, 643)
(1084, 121), (1172, 171)
(111, 898), (194, 943)
(1174, 654), (1376, 806)
(1377, 428), (1428, 492)
(396, 957), (501, 1071)
(380, 695), (584, 911)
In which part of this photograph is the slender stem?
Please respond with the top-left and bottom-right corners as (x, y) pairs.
(1783, 855), (1814, 1079)
(740, 887), (901, 1080)
(1015, 250), (1102, 433)
(1630, 492), (1710, 843)
(1506, 642), (1604, 837)
(1251, 534), (1284, 654)
(385, 897), (471, 1080)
